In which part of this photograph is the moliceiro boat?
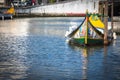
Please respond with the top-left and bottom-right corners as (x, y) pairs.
(0, 4), (15, 20)
(65, 12), (112, 46)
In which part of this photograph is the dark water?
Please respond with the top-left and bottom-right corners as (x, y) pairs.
(0, 17), (120, 80)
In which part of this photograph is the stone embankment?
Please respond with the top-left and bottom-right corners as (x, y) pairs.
(113, 17), (120, 34)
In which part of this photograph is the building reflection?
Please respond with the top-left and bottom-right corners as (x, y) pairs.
(0, 19), (29, 36)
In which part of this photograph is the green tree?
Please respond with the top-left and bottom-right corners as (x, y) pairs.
(49, 0), (56, 3)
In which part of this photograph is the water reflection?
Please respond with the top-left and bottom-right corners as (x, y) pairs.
(0, 35), (29, 80)
(69, 45), (89, 80)
(0, 17), (83, 80)
(0, 19), (30, 79)
(80, 48), (88, 80)
(69, 44), (106, 80)
(0, 19), (29, 36)
(27, 17), (82, 37)
(0, 18), (120, 80)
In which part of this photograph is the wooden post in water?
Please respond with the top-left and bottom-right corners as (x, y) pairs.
(104, 0), (108, 45)
(111, 0), (114, 37)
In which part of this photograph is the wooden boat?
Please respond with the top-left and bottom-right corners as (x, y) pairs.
(0, 7), (15, 20)
(4, 7), (15, 15)
(65, 12), (112, 46)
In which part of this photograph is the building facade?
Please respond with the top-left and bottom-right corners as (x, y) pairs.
(0, 0), (120, 16)
(0, 0), (5, 7)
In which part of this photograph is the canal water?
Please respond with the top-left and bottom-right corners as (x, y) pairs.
(0, 17), (120, 80)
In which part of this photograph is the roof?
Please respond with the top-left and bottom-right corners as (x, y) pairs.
(89, 14), (104, 29)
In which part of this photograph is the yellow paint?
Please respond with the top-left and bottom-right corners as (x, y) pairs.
(85, 17), (88, 44)
(83, 48), (87, 57)
(89, 15), (104, 29)
(6, 7), (15, 15)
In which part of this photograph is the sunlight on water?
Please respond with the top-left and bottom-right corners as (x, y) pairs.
(0, 17), (120, 80)
(0, 35), (29, 80)
(0, 19), (29, 36)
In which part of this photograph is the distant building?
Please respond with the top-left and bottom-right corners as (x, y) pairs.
(0, 0), (13, 7)
(113, 1), (120, 16)
(0, 0), (5, 7)
(0, 0), (29, 7)
(0, 0), (120, 16)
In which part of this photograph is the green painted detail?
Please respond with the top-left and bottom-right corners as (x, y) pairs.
(74, 38), (85, 44)
(87, 38), (104, 45)
(73, 38), (104, 45)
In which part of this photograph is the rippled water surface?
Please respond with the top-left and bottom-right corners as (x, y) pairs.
(0, 17), (120, 80)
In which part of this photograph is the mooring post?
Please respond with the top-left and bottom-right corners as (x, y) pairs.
(2, 16), (4, 20)
(111, 0), (114, 38)
(104, 0), (108, 45)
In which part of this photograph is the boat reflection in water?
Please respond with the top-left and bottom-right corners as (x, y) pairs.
(69, 44), (105, 80)
(69, 45), (88, 80)
(80, 47), (88, 80)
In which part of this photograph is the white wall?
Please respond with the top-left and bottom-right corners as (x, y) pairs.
(31, 0), (99, 14)
(0, 0), (4, 3)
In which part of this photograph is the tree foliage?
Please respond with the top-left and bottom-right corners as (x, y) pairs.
(49, 0), (56, 3)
